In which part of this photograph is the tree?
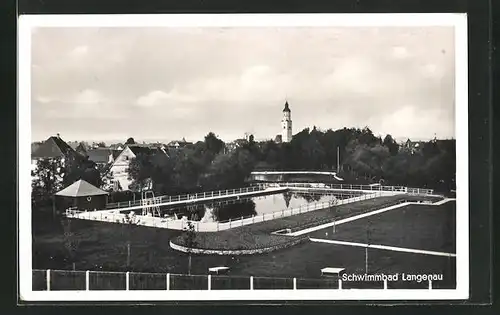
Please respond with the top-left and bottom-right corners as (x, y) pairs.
(61, 218), (80, 270)
(382, 134), (399, 155)
(121, 212), (139, 267)
(125, 137), (136, 145)
(31, 158), (65, 205)
(204, 132), (225, 155)
(97, 164), (115, 191)
(63, 156), (101, 187)
(182, 221), (197, 275)
(127, 153), (154, 192)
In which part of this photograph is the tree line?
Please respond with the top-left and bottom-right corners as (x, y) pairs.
(32, 127), (456, 208)
(128, 128), (455, 195)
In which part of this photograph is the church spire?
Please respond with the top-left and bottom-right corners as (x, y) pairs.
(283, 100), (290, 112)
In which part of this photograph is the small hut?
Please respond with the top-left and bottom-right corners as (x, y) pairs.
(55, 179), (109, 211)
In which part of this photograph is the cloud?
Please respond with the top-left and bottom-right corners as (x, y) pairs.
(376, 105), (453, 140)
(30, 26), (456, 142)
(73, 89), (105, 104)
(36, 96), (54, 104)
(70, 45), (89, 57)
(135, 89), (198, 107)
(392, 46), (410, 59)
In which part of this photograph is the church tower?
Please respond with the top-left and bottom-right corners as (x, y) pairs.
(281, 101), (293, 142)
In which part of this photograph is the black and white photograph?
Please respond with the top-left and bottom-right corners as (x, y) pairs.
(18, 13), (469, 301)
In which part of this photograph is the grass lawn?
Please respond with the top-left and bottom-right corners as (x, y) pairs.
(172, 194), (442, 250)
(308, 201), (456, 253)
(32, 194), (452, 285)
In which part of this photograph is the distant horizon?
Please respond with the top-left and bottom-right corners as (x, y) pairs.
(32, 127), (455, 146)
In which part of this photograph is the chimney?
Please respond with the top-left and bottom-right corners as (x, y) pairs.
(56, 133), (61, 138)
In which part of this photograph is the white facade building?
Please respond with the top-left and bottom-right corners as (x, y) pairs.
(281, 101), (293, 142)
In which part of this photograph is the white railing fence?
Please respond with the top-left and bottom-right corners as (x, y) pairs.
(106, 185), (267, 210)
(67, 192), (384, 232)
(33, 269), (438, 291)
(259, 182), (433, 195)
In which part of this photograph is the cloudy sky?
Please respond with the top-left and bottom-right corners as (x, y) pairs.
(31, 26), (455, 143)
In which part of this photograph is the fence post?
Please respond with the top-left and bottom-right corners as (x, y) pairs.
(129, 201), (131, 207)
(250, 276), (254, 290)
(126, 272), (130, 291)
(338, 279), (342, 289)
(252, 215), (255, 224)
(166, 273), (170, 290)
(217, 222), (219, 231)
(229, 219), (231, 228)
(241, 217), (244, 227)
(46, 269), (51, 291)
(86, 270), (90, 291)
(293, 278), (297, 290)
(384, 279), (388, 290)
(428, 279), (432, 290)
(208, 274), (211, 290)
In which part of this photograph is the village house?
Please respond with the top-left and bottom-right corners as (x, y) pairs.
(107, 144), (168, 191)
(31, 134), (81, 174)
(85, 147), (122, 167)
(167, 138), (193, 150)
(400, 139), (427, 155)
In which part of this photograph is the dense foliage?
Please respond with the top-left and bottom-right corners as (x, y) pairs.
(32, 127), (456, 208)
(31, 155), (103, 206)
(127, 128), (455, 195)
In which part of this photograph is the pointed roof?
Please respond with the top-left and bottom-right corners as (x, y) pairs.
(55, 179), (109, 197)
(75, 142), (88, 154)
(32, 136), (78, 159)
(87, 148), (113, 164)
(283, 101), (291, 112)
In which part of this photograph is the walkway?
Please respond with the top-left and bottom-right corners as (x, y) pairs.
(251, 170), (344, 181)
(68, 192), (384, 232)
(310, 238), (456, 258)
(104, 187), (288, 213)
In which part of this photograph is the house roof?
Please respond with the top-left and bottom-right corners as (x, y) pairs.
(75, 143), (88, 154)
(111, 149), (122, 159)
(55, 179), (108, 197)
(87, 148), (112, 164)
(32, 136), (78, 159)
(31, 142), (42, 155)
(167, 140), (193, 146)
(67, 142), (79, 150)
(128, 145), (159, 156)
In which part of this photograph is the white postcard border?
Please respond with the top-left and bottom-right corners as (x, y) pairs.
(18, 13), (469, 301)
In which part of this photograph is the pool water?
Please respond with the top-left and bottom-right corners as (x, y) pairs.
(156, 192), (362, 222)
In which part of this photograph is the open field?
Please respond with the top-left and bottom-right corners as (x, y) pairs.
(33, 241), (455, 290)
(307, 201), (456, 253)
(33, 194), (454, 288)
